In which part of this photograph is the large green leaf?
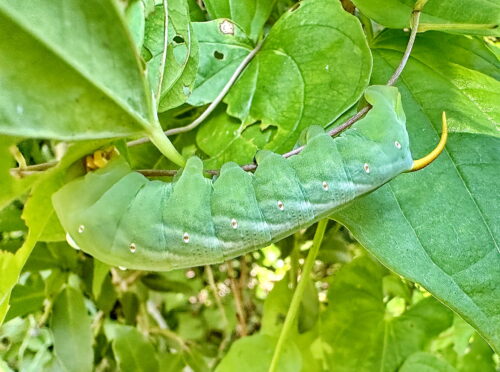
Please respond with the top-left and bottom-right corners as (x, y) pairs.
(371, 32), (499, 137)
(51, 286), (94, 372)
(352, 0), (500, 36)
(320, 256), (453, 371)
(204, 0), (274, 42)
(0, 0), (155, 140)
(334, 31), (500, 351)
(218, 0), (372, 155)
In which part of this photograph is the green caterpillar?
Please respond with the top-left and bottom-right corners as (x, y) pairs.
(52, 86), (446, 271)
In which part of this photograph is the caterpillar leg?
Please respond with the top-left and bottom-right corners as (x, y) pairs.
(408, 112), (448, 172)
(85, 146), (119, 171)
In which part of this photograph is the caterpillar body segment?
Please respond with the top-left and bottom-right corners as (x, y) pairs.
(52, 86), (417, 271)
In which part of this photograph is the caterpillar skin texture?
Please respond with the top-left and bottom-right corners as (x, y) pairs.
(52, 86), (414, 271)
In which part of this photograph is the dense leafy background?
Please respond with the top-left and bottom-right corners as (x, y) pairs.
(0, 0), (498, 371)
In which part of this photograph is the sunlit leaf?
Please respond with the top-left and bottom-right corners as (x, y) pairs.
(334, 31), (500, 352)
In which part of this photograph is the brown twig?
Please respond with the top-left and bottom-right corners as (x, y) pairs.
(226, 261), (247, 337)
(205, 265), (230, 333)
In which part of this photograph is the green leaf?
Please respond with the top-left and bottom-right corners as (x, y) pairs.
(161, 0), (199, 111)
(334, 31), (500, 352)
(196, 105), (271, 167)
(5, 273), (45, 322)
(104, 322), (159, 372)
(458, 334), (497, 372)
(120, 292), (140, 325)
(95, 274), (118, 314)
(261, 276), (292, 336)
(0, 0), (156, 140)
(24, 242), (79, 273)
(399, 352), (456, 372)
(125, 0), (146, 49)
(188, 20), (254, 106)
(260, 274), (319, 336)
(320, 256), (454, 371)
(352, 0), (500, 36)
(141, 273), (194, 293)
(158, 353), (185, 372)
(0, 251), (23, 324)
(51, 287), (94, 372)
(298, 277), (319, 333)
(0, 202), (25, 232)
(92, 259), (110, 300)
(294, 323), (328, 372)
(211, 0), (372, 159)
(204, 0), (275, 41)
(373, 31), (499, 137)
(0, 141), (105, 324)
(143, 0), (199, 111)
(0, 139), (41, 209)
(215, 333), (302, 372)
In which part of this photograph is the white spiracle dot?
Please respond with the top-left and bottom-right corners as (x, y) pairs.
(65, 233), (80, 250)
(277, 201), (285, 210)
(78, 225), (85, 233)
(364, 163), (370, 173)
(231, 218), (238, 229)
(118, 266), (127, 271)
(129, 243), (137, 253)
(183, 232), (190, 243)
(322, 181), (329, 191)
(395, 141), (402, 149)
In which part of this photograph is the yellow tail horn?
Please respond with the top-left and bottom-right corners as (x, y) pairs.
(408, 112), (448, 172)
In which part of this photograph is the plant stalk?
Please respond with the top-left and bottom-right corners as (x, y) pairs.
(147, 124), (185, 167)
(268, 219), (328, 372)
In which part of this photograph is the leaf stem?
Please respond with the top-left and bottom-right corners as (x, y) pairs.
(414, 0), (429, 11)
(386, 8), (422, 86)
(147, 124), (185, 166)
(268, 219), (328, 372)
(418, 23), (498, 32)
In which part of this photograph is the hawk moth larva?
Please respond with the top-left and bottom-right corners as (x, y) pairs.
(52, 86), (446, 271)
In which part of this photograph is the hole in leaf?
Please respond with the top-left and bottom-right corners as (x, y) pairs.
(242, 121), (278, 147)
(173, 35), (185, 44)
(290, 3), (300, 12)
(214, 51), (224, 60)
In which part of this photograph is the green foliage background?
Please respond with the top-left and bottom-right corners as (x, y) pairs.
(0, 0), (498, 370)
